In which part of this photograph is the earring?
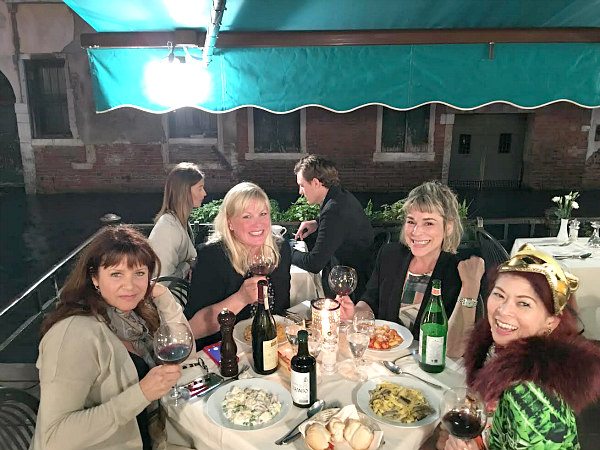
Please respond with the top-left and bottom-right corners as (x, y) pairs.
(544, 327), (553, 336)
(94, 284), (100, 294)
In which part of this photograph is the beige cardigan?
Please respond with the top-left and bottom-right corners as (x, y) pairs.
(32, 290), (193, 450)
(148, 214), (196, 280)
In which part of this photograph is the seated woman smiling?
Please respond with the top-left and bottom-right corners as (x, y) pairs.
(340, 181), (484, 357)
(436, 245), (600, 450)
(186, 182), (291, 348)
(33, 225), (192, 450)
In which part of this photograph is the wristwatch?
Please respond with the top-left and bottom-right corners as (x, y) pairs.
(458, 296), (478, 308)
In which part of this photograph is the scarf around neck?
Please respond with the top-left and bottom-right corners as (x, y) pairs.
(106, 306), (156, 368)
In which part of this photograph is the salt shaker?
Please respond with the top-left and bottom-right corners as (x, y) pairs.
(218, 308), (238, 377)
(569, 219), (580, 242)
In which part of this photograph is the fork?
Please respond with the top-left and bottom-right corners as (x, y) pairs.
(278, 402), (342, 445)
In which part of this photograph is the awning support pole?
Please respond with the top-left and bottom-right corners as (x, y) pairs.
(203, 0), (227, 65)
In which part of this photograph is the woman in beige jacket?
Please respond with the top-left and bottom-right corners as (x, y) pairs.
(33, 225), (193, 450)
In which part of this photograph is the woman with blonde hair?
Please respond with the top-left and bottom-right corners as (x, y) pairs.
(149, 162), (206, 280)
(186, 182), (291, 347)
(33, 225), (191, 450)
(340, 181), (484, 356)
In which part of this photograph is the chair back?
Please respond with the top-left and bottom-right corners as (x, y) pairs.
(474, 217), (509, 274)
(0, 387), (39, 450)
(155, 276), (191, 307)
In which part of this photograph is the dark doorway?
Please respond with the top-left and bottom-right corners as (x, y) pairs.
(448, 113), (528, 189)
(0, 71), (23, 187)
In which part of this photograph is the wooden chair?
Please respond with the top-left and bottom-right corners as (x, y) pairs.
(155, 276), (191, 307)
(0, 387), (39, 450)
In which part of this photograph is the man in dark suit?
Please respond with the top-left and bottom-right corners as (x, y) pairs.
(292, 155), (374, 299)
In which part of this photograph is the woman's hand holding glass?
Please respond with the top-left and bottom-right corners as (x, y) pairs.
(139, 364), (182, 402)
(238, 276), (267, 305)
(337, 295), (355, 321)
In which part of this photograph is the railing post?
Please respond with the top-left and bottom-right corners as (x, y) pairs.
(99, 213), (122, 226)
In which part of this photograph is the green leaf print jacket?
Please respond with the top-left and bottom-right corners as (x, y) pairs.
(464, 322), (600, 450)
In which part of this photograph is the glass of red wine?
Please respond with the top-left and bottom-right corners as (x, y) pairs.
(153, 322), (194, 406)
(440, 387), (487, 442)
(328, 265), (358, 332)
(247, 245), (277, 276)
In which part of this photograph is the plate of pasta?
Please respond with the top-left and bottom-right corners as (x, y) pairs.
(233, 315), (287, 352)
(356, 377), (440, 428)
(365, 320), (413, 355)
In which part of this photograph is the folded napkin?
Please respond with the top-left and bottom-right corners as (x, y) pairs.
(299, 404), (384, 450)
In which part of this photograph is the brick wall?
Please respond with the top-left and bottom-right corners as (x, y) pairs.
(523, 103), (593, 189)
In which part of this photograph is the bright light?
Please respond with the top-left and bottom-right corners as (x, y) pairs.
(163, 0), (206, 28)
(143, 48), (211, 109)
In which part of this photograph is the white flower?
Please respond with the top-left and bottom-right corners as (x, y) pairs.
(565, 194), (573, 201)
(552, 196), (560, 203)
(572, 201), (579, 209)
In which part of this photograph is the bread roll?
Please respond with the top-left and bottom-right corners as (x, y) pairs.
(327, 417), (345, 442)
(343, 418), (362, 442)
(305, 423), (330, 450)
(348, 424), (374, 450)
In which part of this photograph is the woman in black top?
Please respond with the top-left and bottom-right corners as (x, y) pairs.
(339, 181), (484, 357)
(186, 182), (291, 348)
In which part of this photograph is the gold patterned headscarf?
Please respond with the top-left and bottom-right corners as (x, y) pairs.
(498, 244), (579, 315)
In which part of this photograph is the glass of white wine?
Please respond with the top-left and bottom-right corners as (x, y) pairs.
(346, 331), (370, 382)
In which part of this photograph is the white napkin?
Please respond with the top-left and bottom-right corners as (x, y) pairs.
(299, 404), (384, 450)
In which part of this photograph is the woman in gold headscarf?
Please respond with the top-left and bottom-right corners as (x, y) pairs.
(435, 244), (600, 450)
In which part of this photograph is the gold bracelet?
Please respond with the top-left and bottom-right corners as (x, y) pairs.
(459, 296), (478, 308)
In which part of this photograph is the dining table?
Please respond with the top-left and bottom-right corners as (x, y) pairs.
(289, 241), (324, 307)
(164, 303), (465, 450)
(511, 237), (600, 340)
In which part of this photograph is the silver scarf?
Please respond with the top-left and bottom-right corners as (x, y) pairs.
(106, 306), (156, 368)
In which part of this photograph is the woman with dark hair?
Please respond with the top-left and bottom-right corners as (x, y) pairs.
(149, 162), (206, 280)
(33, 225), (191, 450)
(436, 244), (600, 450)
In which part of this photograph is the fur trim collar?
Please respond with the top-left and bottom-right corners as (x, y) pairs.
(465, 321), (600, 413)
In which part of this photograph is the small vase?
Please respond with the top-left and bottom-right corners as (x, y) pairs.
(556, 218), (569, 243)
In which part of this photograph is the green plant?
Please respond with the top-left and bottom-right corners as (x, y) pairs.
(189, 199), (223, 223)
(551, 191), (580, 219)
(377, 199), (405, 222)
(279, 196), (320, 222)
(269, 199), (285, 222)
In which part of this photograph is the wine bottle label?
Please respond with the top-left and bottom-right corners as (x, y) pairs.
(422, 335), (445, 365)
(291, 371), (311, 405)
(262, 338), (278, 370)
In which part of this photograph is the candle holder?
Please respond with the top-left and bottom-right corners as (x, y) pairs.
(311, 298), (340, 375)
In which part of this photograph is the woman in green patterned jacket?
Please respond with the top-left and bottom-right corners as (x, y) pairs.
(437, 244), (600, 450)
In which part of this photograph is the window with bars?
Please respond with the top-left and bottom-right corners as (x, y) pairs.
(25, 59), (71, 138)
(253, 109), (301, 153)
(168, 108), (217, 138)
(458, 134), (471, 154)
(498, 133), (512, 153)
(381, 105), (430, 152)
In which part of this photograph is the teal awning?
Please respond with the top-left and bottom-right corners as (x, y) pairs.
(66, 0), (600, 113)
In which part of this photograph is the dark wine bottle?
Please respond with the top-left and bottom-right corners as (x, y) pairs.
(290, 329), (317, 408)
(419, 279), (448, 373)
(252, 279), (279, 375)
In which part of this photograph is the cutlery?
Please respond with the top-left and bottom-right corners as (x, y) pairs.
(278, 402), (342, 445)
(537, 241), (572, 247)
(275, 399), (325, 445)
(381, 360), (444, 390)
(554, 253), (592, 260)
(187, 364), (249, 398)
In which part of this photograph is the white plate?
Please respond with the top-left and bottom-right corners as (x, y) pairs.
(233, 315), (287, 352)
(206, 378), (292, 431)
(365, 320), (413, 356)
(356, 376), (440, 428)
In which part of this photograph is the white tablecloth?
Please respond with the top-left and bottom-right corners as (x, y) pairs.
(289, 240), (324, 306)
(165, 329), (465, 449)
(511, 237), (600, 339)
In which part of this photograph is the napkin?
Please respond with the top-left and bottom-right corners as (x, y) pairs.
(299, 405), (384, 450)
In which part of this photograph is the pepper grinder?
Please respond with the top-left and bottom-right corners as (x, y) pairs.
(218, 308), (238, 377)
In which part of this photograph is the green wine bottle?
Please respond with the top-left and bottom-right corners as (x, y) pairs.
(290, 330), (317, 408)
(251, 280), (279, 375)
(419, 279), (448, 373)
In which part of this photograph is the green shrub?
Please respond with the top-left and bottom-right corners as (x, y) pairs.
(189, 199), (223, 223)
(279, 197), (320, 222)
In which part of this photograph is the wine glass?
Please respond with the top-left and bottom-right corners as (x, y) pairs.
(346, 331), (370, 382)
(307, 327), (323, 359)
(153, 322), (194, 406)
(587, 221), (600, 248)
(328, 265), (358, 296)
(440, 387), (487, 442)
(247, 245), (277, 276)
(284, 314), (305, 352)
(353, 310), (375, 335)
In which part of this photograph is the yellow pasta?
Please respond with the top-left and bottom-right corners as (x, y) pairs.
(368, 382), (432, 423)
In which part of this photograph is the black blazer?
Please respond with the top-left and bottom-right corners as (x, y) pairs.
(362, 243), (462, 341)
(291, 185), (374, 298)
(186, 240), (291, 349)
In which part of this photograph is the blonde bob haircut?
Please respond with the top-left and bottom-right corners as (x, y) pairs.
(209, 182), (280, 276)
(155, 162), (204, 227)
(400, 181), (463, 254)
